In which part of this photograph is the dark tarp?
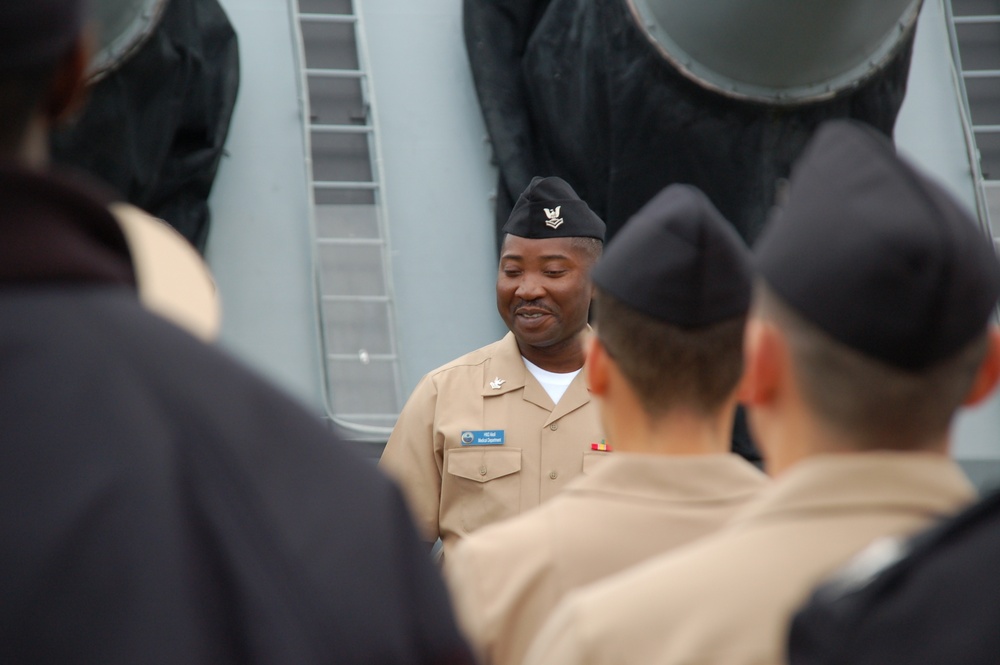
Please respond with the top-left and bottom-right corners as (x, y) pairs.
(465, 0), (913, 247)
(52, 0), (240, 252)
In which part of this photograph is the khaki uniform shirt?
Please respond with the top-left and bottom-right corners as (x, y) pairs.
(379, 332), (605, 556)
(525, 452), (975, 665)
(444, 453), (769, 665)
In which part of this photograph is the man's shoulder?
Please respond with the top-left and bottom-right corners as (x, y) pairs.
(566, 517), (755, 629)
(533, 529), (761, 662)
(424, 335), (514, 379)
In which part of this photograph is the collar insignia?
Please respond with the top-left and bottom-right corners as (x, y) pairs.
(543, 206), (564, 229)
(490, 376), (506, 390)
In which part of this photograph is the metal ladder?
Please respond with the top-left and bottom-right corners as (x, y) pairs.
(292, 0), (402, 441)
(946, 0), (1000, 250)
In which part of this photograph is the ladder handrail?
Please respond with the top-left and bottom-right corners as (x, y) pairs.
(944, 0), (1000, 325)
(943, 0), (994, 240)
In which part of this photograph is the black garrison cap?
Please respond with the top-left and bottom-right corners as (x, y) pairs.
(0, 1), (85, 70)
(755, 120), (1000, 371)
(591, 184), (753, 327)
(502, 176), (606, 241)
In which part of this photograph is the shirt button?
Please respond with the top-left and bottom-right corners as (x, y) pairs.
(480, 466), (487, 476)
(549, 470), (558, 480)
(549, 423), (559, 431)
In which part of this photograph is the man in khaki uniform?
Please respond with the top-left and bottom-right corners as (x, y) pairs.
(380, 177), (607, 556)
(525, 120), (1000, 665)
(443, 184), (770, 665)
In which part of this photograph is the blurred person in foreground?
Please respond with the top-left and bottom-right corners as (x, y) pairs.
(524, 119), (1000, 665)
(443, 184), (770, 665)
(0, 3), (472, 663)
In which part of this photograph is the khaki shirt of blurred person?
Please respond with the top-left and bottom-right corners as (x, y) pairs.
(524, 453), (974, 665)
(445, 452), (768, 665)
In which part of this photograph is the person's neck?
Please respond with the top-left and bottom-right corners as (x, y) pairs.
(517, 331), (587, 373)
(605, 400), (736, 457)
(754, 407), (952, 478)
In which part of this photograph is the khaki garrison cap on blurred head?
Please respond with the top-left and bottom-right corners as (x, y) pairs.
(112, 204), (222, 342)
(754, 119), (1000, 370)
(591, 184), (753, 327)
(502, 176), (606, 241)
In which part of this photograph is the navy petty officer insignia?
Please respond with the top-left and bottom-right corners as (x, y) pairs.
(544, 206), (564, 229)
(461, 430), (505, 446)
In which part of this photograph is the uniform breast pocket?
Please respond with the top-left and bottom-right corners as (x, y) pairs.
(582, 451), (610, 475)
(444, 447), (522, 535)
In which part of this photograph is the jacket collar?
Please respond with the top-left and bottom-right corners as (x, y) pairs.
(566, 453), (769, 503)
(733, 452), (974, 527)
(0, 162), (135, 287)
(481, 332), (529, 396)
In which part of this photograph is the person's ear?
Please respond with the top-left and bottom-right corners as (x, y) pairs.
(46, 32), (93, 125)
(963, 327), (1000, 407)
(739, 318), (784, 406)
(585, 335), (610, 396)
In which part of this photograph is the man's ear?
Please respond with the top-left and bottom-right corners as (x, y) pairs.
(739, 318), (784, 406)
(963, 327), (1000, 407)
(46, 32), (93, 125)
(585, 335), (609, 396)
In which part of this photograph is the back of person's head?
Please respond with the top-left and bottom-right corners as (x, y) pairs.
(593, 290), (745, 417)
(590, 184), (753, 417)
(754, 282), (989, 448)
(754, 120), (1000, 449)
(0, 2), (86, 155)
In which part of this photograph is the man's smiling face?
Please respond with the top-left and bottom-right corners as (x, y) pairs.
(497, 235), (596, 359)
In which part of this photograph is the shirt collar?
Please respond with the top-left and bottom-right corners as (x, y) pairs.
(566, 453), (769, 503)
(733, 452), (974, 526)
(481, 329), (595, 420)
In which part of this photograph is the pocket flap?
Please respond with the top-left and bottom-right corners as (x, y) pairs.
(447, 448), (522, 483)
(582, 450), (610, 475)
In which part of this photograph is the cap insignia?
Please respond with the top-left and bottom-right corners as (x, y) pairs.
(543, 206), (564, 229)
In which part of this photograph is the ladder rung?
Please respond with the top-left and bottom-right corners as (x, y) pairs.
(974, 125), (1000, 133)
(306, 68), (365, 78)
(329, 413), (400, 420)
(953, 15), (1000, 24)
(316, 237), (383, 246)
(327, 353), (399, 362)
(300, 13), (357, 24)
(314, 180), (379, 190)
(322, 295), (390, 303)
(963, 69), (1000, 78)
(311, 124), (373, 134)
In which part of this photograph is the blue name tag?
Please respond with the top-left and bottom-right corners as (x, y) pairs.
(460, 430), (505, 446)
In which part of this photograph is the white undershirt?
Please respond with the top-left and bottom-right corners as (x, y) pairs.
(522, 357), (581, 404)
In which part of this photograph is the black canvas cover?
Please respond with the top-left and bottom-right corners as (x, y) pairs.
(53, 0), (240, 252)
(465, 0), (913, 247)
